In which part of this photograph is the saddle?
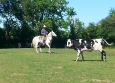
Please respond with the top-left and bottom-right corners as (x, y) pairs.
(39, 35), (47, 41)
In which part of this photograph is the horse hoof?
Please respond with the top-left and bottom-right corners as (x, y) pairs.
(36, 51), (39, 53)
(40, 51), (42, 52)
(48, 52), (51, 54)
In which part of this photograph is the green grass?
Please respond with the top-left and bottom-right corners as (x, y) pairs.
(0, 48), (115, 83)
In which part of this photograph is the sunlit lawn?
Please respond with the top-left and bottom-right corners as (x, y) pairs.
(0, 48), (115, 83)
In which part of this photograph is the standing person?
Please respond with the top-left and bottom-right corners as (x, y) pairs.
(41, 25), (48, 44)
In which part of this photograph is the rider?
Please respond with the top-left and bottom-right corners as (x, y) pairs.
(41, 25), (48, 44)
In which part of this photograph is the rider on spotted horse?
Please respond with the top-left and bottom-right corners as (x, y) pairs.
(41, 25), (48, 45)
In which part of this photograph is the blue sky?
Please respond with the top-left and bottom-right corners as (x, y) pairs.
(67, 0), (115, 26)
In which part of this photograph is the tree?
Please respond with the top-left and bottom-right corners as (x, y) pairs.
(66, 7), (77, 39)
(0, 0), (77, 47)
(0, 0), (72, 31)
(86, 22), (98, 39)
(109, 8), (115, 16)
(99, 16), (115, 43)
(0, 28), (5, 47)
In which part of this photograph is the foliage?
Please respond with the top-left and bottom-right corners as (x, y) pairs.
(86, 22), (98, 39)
(99, 15), (115, 43)
(109, 8), (115, 16)
(0, 0), (115, 47)
(0, 0), (73, 47)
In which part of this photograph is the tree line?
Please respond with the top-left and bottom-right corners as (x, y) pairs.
(0, 0), (115, 48)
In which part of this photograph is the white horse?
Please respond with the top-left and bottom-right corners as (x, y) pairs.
(32, 30), (57, 53)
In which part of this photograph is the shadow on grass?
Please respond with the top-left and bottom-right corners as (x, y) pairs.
(39, 52), (56, 54)
(72, 59), (102, 62)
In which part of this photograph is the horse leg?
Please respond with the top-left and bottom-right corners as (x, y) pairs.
(35, 47), (39, 53)
(46, 43), (51, 53)
(39, 48), (42, 52)
(35, 42), (39, 53)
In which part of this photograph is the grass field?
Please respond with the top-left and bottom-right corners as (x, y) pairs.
(0, 48), (115, 83)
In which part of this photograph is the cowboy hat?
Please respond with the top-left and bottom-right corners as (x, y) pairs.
(43, 25), (46, 27)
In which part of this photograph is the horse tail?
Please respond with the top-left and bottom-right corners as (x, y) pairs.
(32, 37), (36, 48)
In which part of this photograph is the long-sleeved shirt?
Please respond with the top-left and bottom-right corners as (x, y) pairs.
(41, 28), (48, 35)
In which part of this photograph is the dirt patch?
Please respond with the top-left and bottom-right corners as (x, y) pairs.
(10, 73), (28, 77)
(92, 79), (111, 83)
(52, 66), (63, 69)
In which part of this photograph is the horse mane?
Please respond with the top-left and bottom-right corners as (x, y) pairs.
(47, 31), (53, 36)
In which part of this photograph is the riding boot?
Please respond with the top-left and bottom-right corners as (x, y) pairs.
(42, 40), (45, 45)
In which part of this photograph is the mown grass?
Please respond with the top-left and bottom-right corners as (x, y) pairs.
(0, 48), (115, 83)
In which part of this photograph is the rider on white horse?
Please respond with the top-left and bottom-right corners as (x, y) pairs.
(41, 25), (48, 45)
(32, 29), (57, 53)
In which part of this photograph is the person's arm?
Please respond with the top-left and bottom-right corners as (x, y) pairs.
(41, 29), (45, 35)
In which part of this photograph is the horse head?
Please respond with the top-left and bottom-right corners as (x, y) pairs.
(48, 30), (57, 37)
